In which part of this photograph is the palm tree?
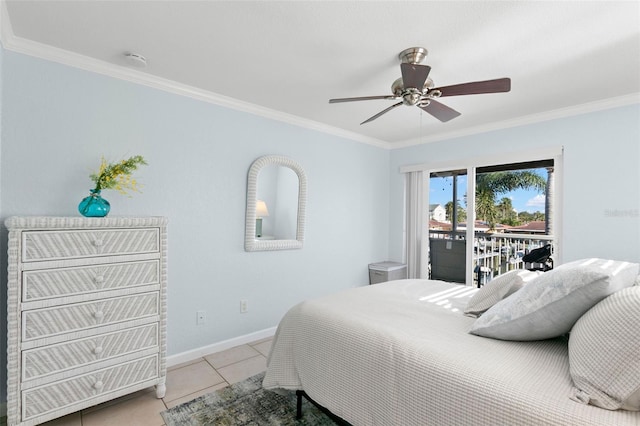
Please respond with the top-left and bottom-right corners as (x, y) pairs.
(475, 171), (546, 229)
(497, 197), (518, 225)
(445, 201), (467, 224)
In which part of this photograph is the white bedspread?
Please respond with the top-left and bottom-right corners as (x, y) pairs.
(263, 279), (640, 426)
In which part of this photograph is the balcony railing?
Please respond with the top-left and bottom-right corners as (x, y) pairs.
(428, 230), (553, 286)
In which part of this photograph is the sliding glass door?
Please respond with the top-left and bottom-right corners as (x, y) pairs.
(417, 150), (562, 286)
(428, 170), (468, 283)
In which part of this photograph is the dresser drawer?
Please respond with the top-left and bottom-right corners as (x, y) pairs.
(23, 292), (159, 341)
(23, 323), (159, 382)
(23, 260), (160, 302)
(22, 228), (159, 262)
(22, 355), (158, 420)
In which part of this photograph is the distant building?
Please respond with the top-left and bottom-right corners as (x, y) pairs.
(457, 220), (509, 233)
(429, 204), (447, 222)
(429, 219), (452, 231)
(506, 221), (546, 234)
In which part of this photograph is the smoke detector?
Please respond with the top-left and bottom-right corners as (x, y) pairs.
(124, 52), (147, 68)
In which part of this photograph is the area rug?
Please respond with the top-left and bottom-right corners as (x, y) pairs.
(161, 372), (336, 425)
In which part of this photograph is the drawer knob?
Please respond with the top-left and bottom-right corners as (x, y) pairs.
(93, 311), (104, 320)
(93, 239), (104, 247)
(94, 275), (105, 284)
(93, 380), (104, 390)
(93, 346), (103, 355)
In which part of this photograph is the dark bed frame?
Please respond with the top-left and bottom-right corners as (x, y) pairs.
(296, 390), (353, 425)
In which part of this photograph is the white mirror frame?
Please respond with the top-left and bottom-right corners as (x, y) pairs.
(245, 155), (307, 251)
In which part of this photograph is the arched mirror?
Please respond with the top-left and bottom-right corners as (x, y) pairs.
(245, 155), (307, 251)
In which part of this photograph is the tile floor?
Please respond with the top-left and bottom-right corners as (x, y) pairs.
(0, 338), (272, 426)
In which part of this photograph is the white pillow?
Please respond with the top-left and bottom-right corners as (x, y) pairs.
(464, 269), (541, 318)
(469, 258), (640, 341)
(569, 287), (640, 411)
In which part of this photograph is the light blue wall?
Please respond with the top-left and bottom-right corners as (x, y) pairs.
(389, 104), (640, 264)
(0, 50), (390, 404)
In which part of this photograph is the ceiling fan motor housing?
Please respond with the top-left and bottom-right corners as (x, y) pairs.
(393, 77), (436, 97)
(402, 89), (422, 106)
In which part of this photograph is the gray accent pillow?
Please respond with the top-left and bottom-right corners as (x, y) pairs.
(569, 286), (640, 411)
(469, 258), (640, 341)
(464, 269), (541, 318)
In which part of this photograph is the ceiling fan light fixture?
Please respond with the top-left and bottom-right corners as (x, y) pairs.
(391, 78), (404, 96)
(424, 78), (435, 90)
(417, 98), (431, 108)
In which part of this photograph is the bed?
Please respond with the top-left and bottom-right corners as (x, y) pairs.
(262, 276), (640, 426)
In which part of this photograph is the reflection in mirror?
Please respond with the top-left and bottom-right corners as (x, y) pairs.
(245, 155), (307, 251)
(255, 200), (269, 238)
(257, 165), (299, 240)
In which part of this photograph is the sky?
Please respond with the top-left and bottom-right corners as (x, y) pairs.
(429, 168), (547, 214)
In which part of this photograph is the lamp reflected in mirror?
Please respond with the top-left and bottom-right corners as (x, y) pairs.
(255, 200), (269, 238)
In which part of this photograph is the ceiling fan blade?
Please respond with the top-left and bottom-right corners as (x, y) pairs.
(435, 78), (511, 97)
(400, 63), (431, 89)
(361, 102), (403, 125)
(419, 99), (461, 123)
(329, 95), (399, 103)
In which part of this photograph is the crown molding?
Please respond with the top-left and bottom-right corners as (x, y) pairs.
(0, 3), (390, 149)
(392, 93), (640, 149)
(5, 36), (391, 149)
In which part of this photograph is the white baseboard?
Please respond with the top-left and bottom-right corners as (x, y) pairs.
(166, 327), (277, 368)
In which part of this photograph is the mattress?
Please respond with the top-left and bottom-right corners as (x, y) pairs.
(263, 279), (640, 426)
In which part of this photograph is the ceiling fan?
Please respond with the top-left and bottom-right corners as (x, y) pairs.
(329, 47), (511, 125)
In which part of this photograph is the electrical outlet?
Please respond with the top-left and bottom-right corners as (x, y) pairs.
(240, 299), (248, 313)
(196, 310), (206, 325)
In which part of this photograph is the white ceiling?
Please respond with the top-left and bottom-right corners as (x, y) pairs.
(2, 1), (639, 148)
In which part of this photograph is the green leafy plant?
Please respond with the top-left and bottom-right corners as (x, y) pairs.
(89, 155), (147, 195)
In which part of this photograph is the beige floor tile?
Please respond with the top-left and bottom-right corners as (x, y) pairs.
(163, 360), (225, 403)
(252, 339), (272, 357)
(216, 355), (266, 384)
(81, 391), (166, 426)
(82, 388), (156, 415)
(164, 381), (229, 409)
(204, 344), (260, 369)
(39, 412), (82, 426)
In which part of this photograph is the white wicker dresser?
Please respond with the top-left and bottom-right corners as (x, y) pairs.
(5, 216), (168, 426)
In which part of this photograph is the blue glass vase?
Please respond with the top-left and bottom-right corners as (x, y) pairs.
(78, 189), (110, 217)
